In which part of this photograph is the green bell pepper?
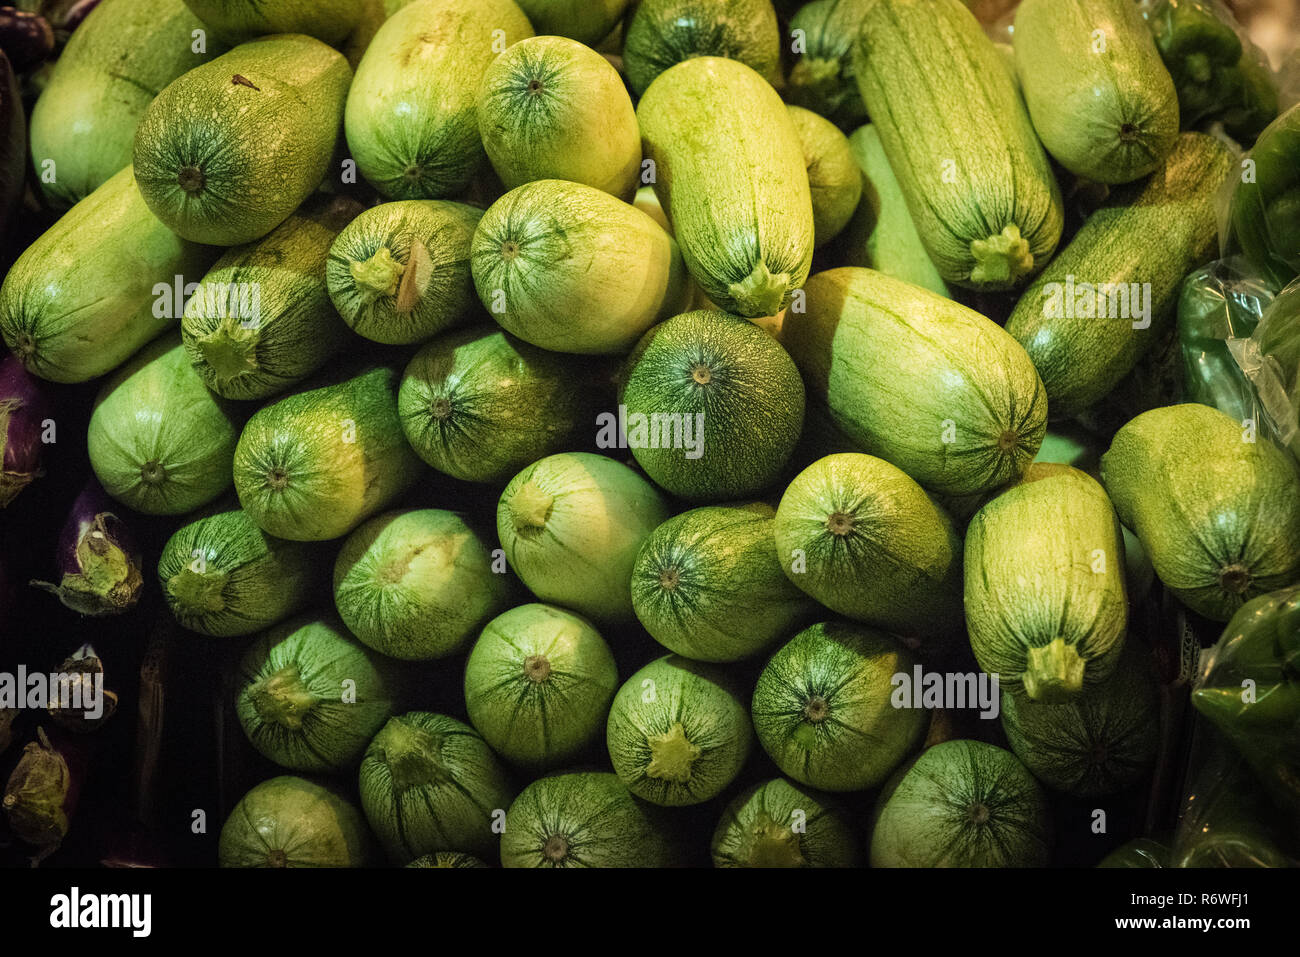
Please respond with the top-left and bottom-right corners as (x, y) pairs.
(1231, 103), (1300, 289)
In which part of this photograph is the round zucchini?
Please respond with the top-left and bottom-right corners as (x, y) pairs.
(630, 503), (815, 663)
(622, 0), (781, 97)
(358, 711), (514, 863)
(464, 603), (619, 769)
(500, 771), (685, 868)
(183, 196), (363, 400)
(233, 365), (423, 542)
(325, 200), (482, 346)
(619, 310), (805, 501)
(1000, 641), (1160, 797)
(606, 655), (753, 807)
(869, 739), (1052, 867)
(513, 0), (632, 45)
(471, 179), (688, 354)
(333, 509), (513, 661)
(406, 851), (489, 868)
(476, 35), (640, 200)
(711, 777), (861, 868)
(751, 621), (927, 792)
(132, 35), (352, 246)
(773, 453), (964, 638)
(496, 452), (671, 623)
(87, 332), (242, 516)
(218, 775), (376, 868)
(157, 506), (321, 637)
(398, 326), (607, 485)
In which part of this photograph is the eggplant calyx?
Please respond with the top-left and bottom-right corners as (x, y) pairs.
(0, 468), (39, 507)
(30, 515), (144, 616)
(249, 667), (318, 731)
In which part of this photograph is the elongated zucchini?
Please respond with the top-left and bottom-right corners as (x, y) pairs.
(1005, 132), (1233, 417)
(1013, 0), (1179, 185)
(851, 0), (1063, 290)
(782, 267), (1046, 496)
(637, 56), (813, 318)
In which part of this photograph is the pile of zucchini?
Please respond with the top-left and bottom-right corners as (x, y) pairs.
(0, 0), (1297, 870)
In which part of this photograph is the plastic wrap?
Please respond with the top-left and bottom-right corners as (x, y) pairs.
(1177, 257), (1277, 434)
(1226, 102), (1300, 289)
(1225, 275), (1300, 461)
(1141, 0), (1280, 145)
(1190, 585), (1300, 824)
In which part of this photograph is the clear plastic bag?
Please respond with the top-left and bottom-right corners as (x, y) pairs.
(1227, 275), (1300, 460)
(1179, 584), (1300, 863)
(1177, 257), (1277, 433)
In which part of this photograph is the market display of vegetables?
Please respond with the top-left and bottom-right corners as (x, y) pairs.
(3, 0), (1300, 873)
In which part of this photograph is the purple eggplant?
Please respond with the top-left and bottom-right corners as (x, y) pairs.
(0, 351), (50, 507)
(57, 0), (100, 33)
(46, 643), (118, 733)
(0, 48), (22, 238)
(0, 7), (54, 73)
(31, 480), (143, 616)
(2, 725), (87, 864)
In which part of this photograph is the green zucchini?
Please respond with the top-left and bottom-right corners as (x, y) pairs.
(851, 0), (1062, 290)
(326, 200), (482, 345)
(471, 179), (688, 354)
(773, 452), (964, 639)
(1000, 640), (1159, 797)
(751, 621), (927, 792)
(786, 0), (871, 127)
(476, 35), (640, 201)
(622, 0), (782, 97)
(0, 166), (217, 383)
(834, 124), (949, 297)
(133, 35), (352, 246)
(464, 603), (619, 769)
(87, 333), (242, 515)
(630, 503), (816, 663)
(233, 366), (422, 542)
(358, 712), (514, 862)
(619, 310), (805, 501)
(397, 326), (607, 485)
(500, 771), (685, 868)
(514, 0), (632, 46)
(869, 739), (1052, 867)
(333, 509), (513, 661)
(181, 0), (366, 45)
(782, 267), (1046, 496)
(406, 852), (488, 868)
(157, 506), (322, 637)
(1005, 132), (1233, 417)
(235, 614), (393, 773)
(344, 0), (533, 200)
(711, 778), (862, 868)
(183, 195), (362, 401)
(787, 105), (861, 248)
(605, 655), (752, 807)
(1100, 403), (1300, 621)
(965, 468), (1128, 702)
(1013, 0), (1179, 185)
(497, 452), (671, 622)
(218, 776), (376, 867)
(28, 0), (223, 208)
(637, 56), (814, 318)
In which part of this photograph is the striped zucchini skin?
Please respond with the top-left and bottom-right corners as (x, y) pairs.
(637, 57), (814, 318)
(1014, 0), (1178, 186)
(344, 0), (534, 200)
(1005, 132), (1232, 418)
(786, 0), (872, 128)
(782, 267), (1047, 497)
(852, 0), (1063, 290)
(964, 468), (1128, 703)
